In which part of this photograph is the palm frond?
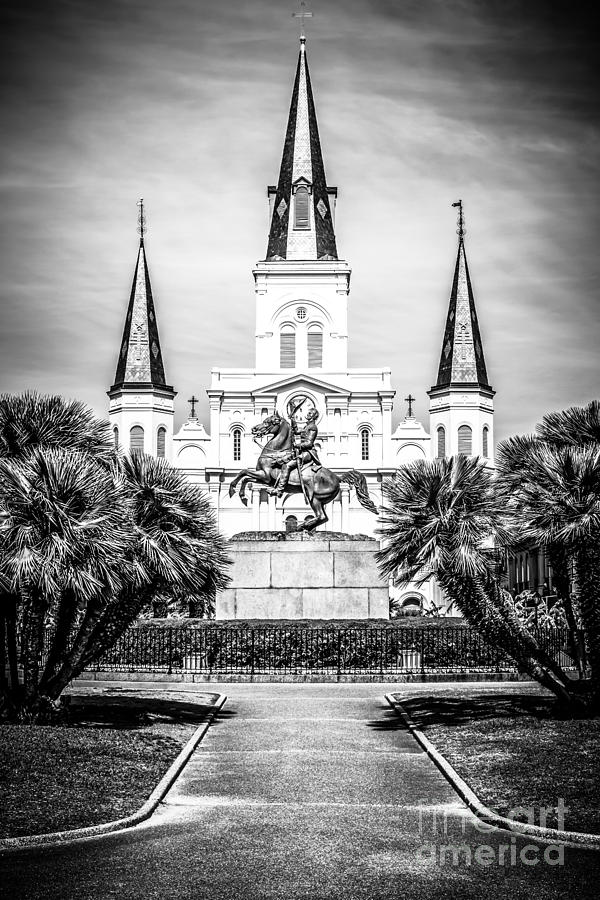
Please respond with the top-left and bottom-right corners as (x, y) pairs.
(537, 400), (600, 448)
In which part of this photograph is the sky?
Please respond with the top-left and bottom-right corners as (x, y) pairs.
(1, 0), (599, 441)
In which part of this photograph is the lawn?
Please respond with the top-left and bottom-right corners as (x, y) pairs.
(394, 687), (600, 835)
(0, 688), (219, 839)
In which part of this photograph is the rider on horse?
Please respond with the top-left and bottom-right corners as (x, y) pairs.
(274, 408), (321, 498)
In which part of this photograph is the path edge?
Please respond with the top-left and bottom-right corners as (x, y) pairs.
(385, 693), (600, 852)
(0, 693), (227, 853)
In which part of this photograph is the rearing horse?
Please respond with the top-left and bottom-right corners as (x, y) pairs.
(228, 411), (378, 532)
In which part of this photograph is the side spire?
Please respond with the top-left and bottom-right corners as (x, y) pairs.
(433, 201), (490, 389)
(111, 200), (171, 391)
(266, 37), (338, 261)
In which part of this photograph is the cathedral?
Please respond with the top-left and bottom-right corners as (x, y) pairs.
(107, 37), (495, 614)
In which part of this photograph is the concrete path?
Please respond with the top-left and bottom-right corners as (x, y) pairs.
(1, 683), (599, 899)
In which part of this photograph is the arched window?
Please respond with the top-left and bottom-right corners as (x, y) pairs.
(307, 325), (323, 368)
(437, 426), (445, 458)
(130, 425), (144, 455)
(233, 428), (242, 462)
(280, 326), (295, 368)
(458, 424), (473, 456)
(157, 426), (166, 458)
(482, 426), (489, 458)
(360, 428), (370, 461)
(285, 515), (298, 534)
(113, 426), (119, 448)
(294, 186), (310, 229)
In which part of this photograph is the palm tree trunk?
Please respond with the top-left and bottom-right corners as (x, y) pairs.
(548, 543), (584, 677)
(42, 594), (108, 699)
(20, 583), (48, 706)
(441, 572), (581, 709)
(39, 588), (83, 690)
(0, 610), (7, 706)
(6, 604), (20, 699)
(575, 540), (600, 709)
(80, 587), (154, 669)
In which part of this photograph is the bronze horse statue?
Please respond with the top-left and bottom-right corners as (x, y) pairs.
(228, 411), (378, 532)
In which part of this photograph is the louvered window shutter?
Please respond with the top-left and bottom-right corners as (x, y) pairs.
(130, 425), (144, 454)
(157, 427), (166, 458)
(307, 329), (323, 367)
(437, 427), (445, 458)
(482, 426), (489, 458)
(294, 187), (310, 229)
(280, 330), (296, 368)
(458, 425), (472, 455)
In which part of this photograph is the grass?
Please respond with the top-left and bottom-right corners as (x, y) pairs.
(395, 687), (600, 835)
(0, 688), (219, 839)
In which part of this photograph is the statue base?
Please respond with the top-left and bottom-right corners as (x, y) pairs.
(216, 532), (389, 621)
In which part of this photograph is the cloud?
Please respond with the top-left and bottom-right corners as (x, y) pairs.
(0, 0), (598, 441)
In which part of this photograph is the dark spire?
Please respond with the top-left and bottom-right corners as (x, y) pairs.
(111, 201), (172, 391)
(433, 202), (490, 390)
(266, 38), (338, 261)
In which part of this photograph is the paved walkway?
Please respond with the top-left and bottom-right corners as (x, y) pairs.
(1, 683), (599, 899)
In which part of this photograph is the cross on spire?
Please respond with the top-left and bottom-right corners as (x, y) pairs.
(451, 199), (465, 240)
(292, 1), (313, 39)
(137, 198), (146, 241)
(404, 394), (415, 417)
(188, 395), (199, 419)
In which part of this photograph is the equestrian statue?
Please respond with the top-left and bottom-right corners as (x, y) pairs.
(228, 397), (378, 532)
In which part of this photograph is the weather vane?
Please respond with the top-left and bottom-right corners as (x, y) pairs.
(451, 199), (465, 239)
(292, 1), (313, 40)
(137, 198), (147, 240)
(405, 394), (415, 417)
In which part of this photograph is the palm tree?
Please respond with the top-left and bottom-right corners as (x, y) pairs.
(376, 455), (578, 706)
(496, 436), (600, 707)
(0, 446), (131, 717)
(0, 392), (230, 720)
(0, 392), (115, 714)
(76, 453), (230, 679)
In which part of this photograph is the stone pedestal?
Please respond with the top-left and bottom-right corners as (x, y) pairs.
(216, 531), (389, 620)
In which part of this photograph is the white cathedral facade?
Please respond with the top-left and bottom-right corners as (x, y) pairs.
(108, 38), (495, 615)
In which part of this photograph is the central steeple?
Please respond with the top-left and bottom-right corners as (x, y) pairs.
(266, 37), (338, 261)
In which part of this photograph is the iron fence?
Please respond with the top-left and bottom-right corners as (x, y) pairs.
(78, 625), (581, 676)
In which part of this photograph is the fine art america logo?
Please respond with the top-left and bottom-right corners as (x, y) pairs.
(415, 800), (568, 867)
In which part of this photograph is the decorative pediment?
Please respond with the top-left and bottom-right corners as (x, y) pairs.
(292, 176), (312, 194)
(252, 373), (350, 398)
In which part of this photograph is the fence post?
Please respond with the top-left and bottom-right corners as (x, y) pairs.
(337, 628), (342, 680)
(421, 629), (425, 675)
(167, 628), (173, 675)
(251, 628), (255, 676)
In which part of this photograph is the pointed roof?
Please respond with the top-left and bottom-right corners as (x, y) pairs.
(111, 236), (172, 392)
(266, 38), (338, 262)
(432, 207), (491, 390)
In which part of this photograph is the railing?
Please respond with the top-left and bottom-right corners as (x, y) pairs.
(80, 625), (581, 677)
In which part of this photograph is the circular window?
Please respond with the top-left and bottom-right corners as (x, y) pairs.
(296, 306), (307, 321)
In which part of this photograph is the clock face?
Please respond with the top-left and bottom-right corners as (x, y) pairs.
(286, 394), (318, 427)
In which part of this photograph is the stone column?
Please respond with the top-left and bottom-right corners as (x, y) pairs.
(332, 495), (342, 531)
(251, 484), (260, 530)
(206, 479), (221, 529)
(340, 483), (350, 533)
(268, 492), (277, 530)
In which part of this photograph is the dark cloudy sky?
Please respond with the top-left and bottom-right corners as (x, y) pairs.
(1, 0), (598, 440)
